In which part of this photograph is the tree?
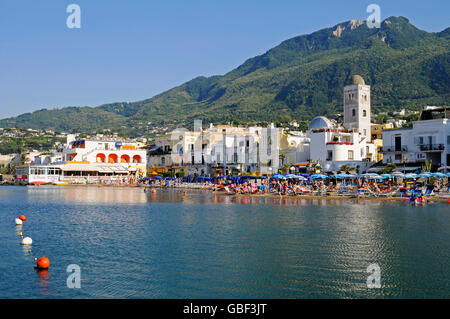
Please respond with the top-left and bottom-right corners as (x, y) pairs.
(422, 159), (432, 172)
(340, 164), (352, 173)
(381, 163), (397, 174)
(310, 162), (322, 173)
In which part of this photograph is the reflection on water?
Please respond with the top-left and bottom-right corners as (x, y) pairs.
(0, 186), (449, 298)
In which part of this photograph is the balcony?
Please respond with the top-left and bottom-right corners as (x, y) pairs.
(419, 144), (445, 152)
(382, 145), (408, 153)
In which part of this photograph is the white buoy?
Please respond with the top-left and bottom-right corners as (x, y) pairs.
(21, 237), (32, 245)
(15, 218), (23, 225)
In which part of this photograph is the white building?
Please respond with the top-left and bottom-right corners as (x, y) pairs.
(148, 123), (281, 176)
(15, 135), (147, 184)
(382, 106), (449, 171)
(307, 75), (378, 173)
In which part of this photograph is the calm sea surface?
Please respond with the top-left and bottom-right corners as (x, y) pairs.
(0, 186), (449, 298)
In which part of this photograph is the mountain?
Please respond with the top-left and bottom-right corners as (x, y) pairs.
(1, 16), (449, 136)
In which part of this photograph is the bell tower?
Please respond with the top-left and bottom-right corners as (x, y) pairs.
(343, 75), (371, 142)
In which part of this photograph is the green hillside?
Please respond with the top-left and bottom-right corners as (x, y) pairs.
(1, 16), (448, 136)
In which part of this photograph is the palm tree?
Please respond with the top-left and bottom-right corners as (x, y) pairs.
(422, 159), (432, 172)
(310, 162), (322, 173)
(340, 164), (352, 173)
(381, 163), (397, 174)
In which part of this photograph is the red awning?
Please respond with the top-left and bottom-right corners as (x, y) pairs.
(293, 163), (309, 167)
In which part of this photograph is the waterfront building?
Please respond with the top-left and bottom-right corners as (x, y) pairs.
(278, 130), (310, 171)
(0, 154), (15, 171)
(147, 123), (282, 176)
(14, 135), (147, 184)
(306, 76), (378, 173)
(371, 123), (394, 162)
(382, 106), (449, 171)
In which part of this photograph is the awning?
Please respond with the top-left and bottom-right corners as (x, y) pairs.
(293, 163), (309, 167)
(62, 163), (130, 173)
(149, 146), (162, 152)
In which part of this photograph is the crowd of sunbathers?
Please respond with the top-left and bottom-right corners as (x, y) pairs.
(211, 178), (450, 197)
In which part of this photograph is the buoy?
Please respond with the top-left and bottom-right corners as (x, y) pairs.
(21, 237), (32, 245)
(19, 215), (27, 222)
(15, 218), (23, 225)
(36, 257), (50, 269)
(447, 198), (450, 204)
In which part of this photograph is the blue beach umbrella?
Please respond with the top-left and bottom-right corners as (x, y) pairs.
(418, 173), (432, 178)
(391, 172), (405, 178)
(432, 172), (447, 178)
(404, 173), (418, 179)
(311, 174), (328, 180)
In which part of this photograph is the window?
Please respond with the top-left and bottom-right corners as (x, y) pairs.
(395, 154), (402, 161)
(327, 151), (333, 161)
(352, 109), (356, 117)
(348, 150), (354, 160)
(161, 157), (165, 166)
(363, 129), (367, 136)
(363, 110), (367, 117)
(448, 135), (450, 145)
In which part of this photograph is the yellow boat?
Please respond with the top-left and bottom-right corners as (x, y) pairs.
(55, 182), (69, 186)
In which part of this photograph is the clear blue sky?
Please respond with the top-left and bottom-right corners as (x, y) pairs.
(0, 0), (448, 119)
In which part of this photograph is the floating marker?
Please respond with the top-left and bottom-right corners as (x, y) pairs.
(15, 218), (23, 225)
(21, 237), (33, 245)
(36, 257), (50, 269)
(19, 215), (27, 222)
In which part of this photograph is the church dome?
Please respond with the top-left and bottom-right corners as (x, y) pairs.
(308, 116), (334, 130)
(350, 75), (365, 85)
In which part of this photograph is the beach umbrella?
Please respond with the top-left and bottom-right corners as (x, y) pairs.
(418, 173), (432, 178)
(391, 172), (405, 178)
(432, 172), (447, 178)
(285, 174), (297, 179)
(292, 175), (307, 181)
(311, 174), (328, 180)
(367, 174), (383, 179)
(404, 173), (418, 179)
(272, 174), (287, 179)
(381, 174), (392, 179)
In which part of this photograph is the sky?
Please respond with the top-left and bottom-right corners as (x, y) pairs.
(0, 0), (449, 119)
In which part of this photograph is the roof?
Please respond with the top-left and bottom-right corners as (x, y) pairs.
(350, 75), (365, 85)
(308, 117), (334, 130)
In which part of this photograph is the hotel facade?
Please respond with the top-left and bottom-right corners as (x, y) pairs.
(15, 135), (147, 184)
(382, 106), (449, 172)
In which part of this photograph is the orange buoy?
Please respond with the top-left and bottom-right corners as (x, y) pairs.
(447, 199), (450, 204)
(36, 257), (50, 269)
(19, 215), (26, 222)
